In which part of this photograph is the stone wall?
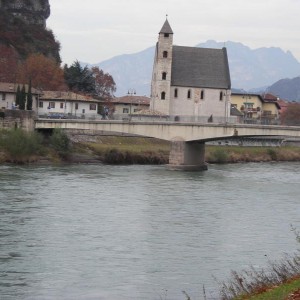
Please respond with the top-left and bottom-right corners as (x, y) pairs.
(0, 110), (36, 131)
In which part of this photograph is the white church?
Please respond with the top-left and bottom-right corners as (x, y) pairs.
(150, 19), (232, 122)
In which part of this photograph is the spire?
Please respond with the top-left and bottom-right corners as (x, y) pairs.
(159, 17), (173, 34)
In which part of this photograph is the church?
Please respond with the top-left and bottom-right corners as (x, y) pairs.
(150, 19), (232, 122)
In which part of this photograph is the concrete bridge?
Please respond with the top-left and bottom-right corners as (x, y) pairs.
(35, 119), (300, 170)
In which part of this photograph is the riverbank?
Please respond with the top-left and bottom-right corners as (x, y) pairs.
(1, 132), (300, 165)
(76, 136), (300, 164)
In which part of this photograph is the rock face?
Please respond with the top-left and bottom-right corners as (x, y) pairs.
(0, 0), (50, 26)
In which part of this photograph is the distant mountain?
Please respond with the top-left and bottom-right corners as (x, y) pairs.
(92, 47), (155, 97)
(268, 77), (300, 101)
(90, 41), (300, 97)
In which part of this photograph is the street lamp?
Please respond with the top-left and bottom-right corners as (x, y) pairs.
(127, 88), (136, 117)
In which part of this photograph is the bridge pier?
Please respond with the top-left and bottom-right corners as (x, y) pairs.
(168, 140), (208, 171)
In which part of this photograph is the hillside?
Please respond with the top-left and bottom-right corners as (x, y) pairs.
(91, 41), (300, 97)
(268, 77), (300, 101)
(0, 0), (61, 63)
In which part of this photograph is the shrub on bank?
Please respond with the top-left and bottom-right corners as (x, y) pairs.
(49, 129), (71, 159)
(0, 128), (44, 163)
(209, 148), (229, 163)
(103, 148), (167, 165)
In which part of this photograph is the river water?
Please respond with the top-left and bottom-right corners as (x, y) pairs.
(0, 162), (299, 300)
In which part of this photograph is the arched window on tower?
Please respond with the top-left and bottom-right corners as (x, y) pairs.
(187, 89), (191, 99)
(164, 33), (169, 38)
(174, 88), (178, 98)
(163, 51), (168, 58)
(201, 90), (205, 100)
(161, 92), (166, 100)
(162, 72), (167, 80)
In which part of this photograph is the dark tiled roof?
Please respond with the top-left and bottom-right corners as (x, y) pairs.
(159, 19), (173, 34)
(40, 91), (100, 103)
(0, 82), (40, 94)
(171, 46), (231, 89)
(111, 95), (150, 105)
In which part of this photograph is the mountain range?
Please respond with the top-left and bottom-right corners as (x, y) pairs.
(90, 41), (300, 100)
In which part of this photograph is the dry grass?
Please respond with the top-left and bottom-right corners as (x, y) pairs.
(205, 146), (300, 164)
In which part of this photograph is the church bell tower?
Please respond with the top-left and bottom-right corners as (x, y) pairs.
(150, 18), (173, 115)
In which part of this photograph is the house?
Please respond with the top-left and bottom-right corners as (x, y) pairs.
(231, 92), (280, 124)
(150, 19), (232, 122)
(231, 92), (263, 122)
(38, 91), (101, 119)
(110, 95), (150, 120)
(261, 93), (281, 122)
(0, 82), (41, 110)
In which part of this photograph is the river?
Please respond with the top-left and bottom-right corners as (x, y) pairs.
(0, 162), (299, 300)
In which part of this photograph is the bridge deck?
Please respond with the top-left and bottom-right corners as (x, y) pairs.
(35, 119), (300, 142)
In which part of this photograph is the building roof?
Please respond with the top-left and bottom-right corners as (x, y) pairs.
(131, 109), (168, 117)
(230, 105), (243, 117)
(111, 95), (150, 105)
(0, 82), (40, 94)
(40, 91), (100, 103)
(261, 93), (281, 109)
(159, 19), (173, 34)
(171, 46), (231, 89)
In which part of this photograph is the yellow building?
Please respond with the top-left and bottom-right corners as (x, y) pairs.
(231, 92), (280, 124)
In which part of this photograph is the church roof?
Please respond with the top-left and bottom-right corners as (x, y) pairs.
(159, 19), (173, 34)
(171, 46), (231, 89)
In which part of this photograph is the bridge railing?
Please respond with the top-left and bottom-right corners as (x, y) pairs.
(41, 113), (286, 126)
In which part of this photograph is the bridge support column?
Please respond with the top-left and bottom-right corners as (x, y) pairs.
(168, 141), (208, 171)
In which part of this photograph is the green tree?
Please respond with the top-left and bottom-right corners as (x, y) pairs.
(26, 79), (33, 110)
(15, 85), (21, 108)
(19, 85), (26, 110)
(64, 60), (95, 94)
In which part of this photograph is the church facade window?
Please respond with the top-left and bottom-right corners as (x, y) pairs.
(163, 51), (168, 58)
(201, 90), (205, 100)
(219, 91), (224, 101)
(187, 89), (191, 99)
(174, 88), (178, 98)
(162, 72), (167, 80)
(161, 92), (166, 100)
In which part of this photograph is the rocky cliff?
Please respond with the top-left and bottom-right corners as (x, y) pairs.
(0, 0), (50, 26)
(0, 0), (61, 64)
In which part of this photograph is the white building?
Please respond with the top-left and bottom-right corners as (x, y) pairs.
(110, 95), (150, 120)
(150, 19), (232, 122)
(38, 91), (101, 119)
(0, 82), (40, 110)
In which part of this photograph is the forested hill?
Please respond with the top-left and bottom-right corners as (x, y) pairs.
(0, 0), (61, 63)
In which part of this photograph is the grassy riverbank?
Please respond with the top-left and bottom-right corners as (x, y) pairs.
(1, 129), (300, 164)
(82, 136), (300, 164)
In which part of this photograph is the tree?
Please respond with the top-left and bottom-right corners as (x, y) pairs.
(91, 66), (116, 100)
(281, 103), (300, 126)
(26, 79), (33, 110)
(15, 85), (21, 108)
(17, 54), (66, 91)
(64, 61), (95, 94)
(20, 85), (26, 110)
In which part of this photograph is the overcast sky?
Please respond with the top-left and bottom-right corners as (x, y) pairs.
(47, 0), (300, 65)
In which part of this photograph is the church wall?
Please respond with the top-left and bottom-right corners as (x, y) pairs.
(170, 86), (230, 121)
